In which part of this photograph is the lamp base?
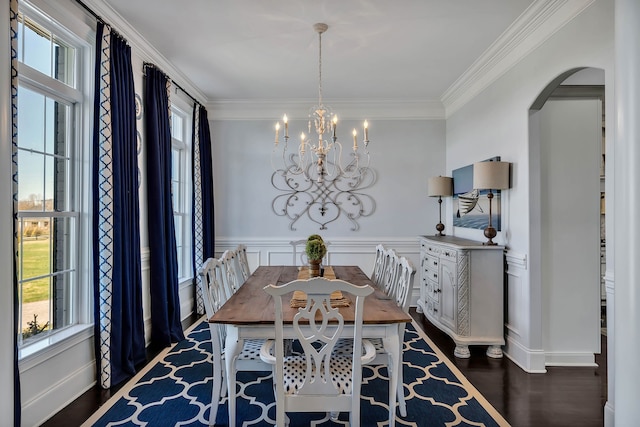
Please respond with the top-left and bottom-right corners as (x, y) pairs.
(435, 222), (446, 237)
(483, 225), (497, 245)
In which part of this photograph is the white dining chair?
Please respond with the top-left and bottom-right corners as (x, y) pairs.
(220, 249), (243, 300)
(260, 277), (375, 427)
(290, 239), (331, 266)
(235, 244), (251, 283)
(198, 258), (268, 427)
(381, 248), (400, 295)
(334, 255), (416, 423)
(371, 243), (387, 287)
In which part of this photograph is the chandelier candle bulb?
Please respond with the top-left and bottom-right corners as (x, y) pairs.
(275, 122), (280, 144)
(364, 120), (369, 142)
(283, 115), (288, 138)
(332, 115), (337, 138)
(352, 129), (358, 149)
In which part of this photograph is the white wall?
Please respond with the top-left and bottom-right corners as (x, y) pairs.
(445, 0), (614, 373)
(212, 118), (446, 240)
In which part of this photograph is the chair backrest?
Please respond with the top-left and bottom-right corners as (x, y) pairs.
(290, 239), (331, 266)
(381, 248), (400, 296)
(199, 257), (228, 317)
(220, 249), (242, 299)
(236, 244), (251, 282)
(264, 277), (373, 397)
(198, 257), (226, 354)
(394, 256), (416, 312)
(370, 244), (387, 287)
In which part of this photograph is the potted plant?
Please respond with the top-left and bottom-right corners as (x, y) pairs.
(305, 235), (326, 277)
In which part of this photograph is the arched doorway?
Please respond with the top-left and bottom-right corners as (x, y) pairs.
(529, 67), (605, 366)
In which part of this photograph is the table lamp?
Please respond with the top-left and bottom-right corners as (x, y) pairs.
(473, 161), (510, 245)
(428, 176), (453, 236)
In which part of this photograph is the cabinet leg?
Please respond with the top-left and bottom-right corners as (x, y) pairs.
(454, 345), (470, 358)
(486, 345), (503, 358)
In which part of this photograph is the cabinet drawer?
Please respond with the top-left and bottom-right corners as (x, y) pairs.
(426, 278), (440, 303)
(422, 253), (439, 272)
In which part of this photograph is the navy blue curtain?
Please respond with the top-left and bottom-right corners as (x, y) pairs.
(197, 107), (215, 259)
(93, 23), (146, 388)
(144, 66), (185, 347)
(192, 106), (215, 315)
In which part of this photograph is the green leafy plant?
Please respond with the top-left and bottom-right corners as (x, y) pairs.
(22, 314), (50, 339)
(305, 237), (326, 262)
(307, 234), (324, 243)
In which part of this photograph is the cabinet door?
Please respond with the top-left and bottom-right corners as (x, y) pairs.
(439, 257), (457, 332)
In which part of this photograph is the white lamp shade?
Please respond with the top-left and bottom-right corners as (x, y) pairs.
(428, 176), (453, 197)
(473, 161), (510, 190)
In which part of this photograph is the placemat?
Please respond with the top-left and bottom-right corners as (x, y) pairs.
(290, 266), (351, 308)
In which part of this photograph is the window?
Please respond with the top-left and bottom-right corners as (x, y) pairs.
(16, 4), (91, 353)
(170, 103), (192, 281)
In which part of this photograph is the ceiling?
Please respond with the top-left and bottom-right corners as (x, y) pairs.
(102, 0), (538, 108)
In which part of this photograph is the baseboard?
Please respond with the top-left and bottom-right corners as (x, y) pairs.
(504, 334), (547, 373)
(544, 351), (597, 367)
(604, 401), (614, 427)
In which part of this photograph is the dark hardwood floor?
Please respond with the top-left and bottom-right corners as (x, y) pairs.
(412, 309), (607, 427)
(42, 310), (606, 427)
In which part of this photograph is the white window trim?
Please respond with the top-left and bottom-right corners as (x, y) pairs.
(17, 0), (94, 360)
(170, 96), (194, 283)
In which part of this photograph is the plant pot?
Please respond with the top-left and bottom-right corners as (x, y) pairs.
(308, 260), (321, 277)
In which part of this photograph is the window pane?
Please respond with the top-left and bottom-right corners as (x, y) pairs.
(172, 113), (183, 141)
(22, 17), (52, 77)
(174, 214), (183, 277)
(18, 151), (45, 209)
(18, 86), (45, 152)
(21, 15), (75, 87)
(53, 36), (74, 86)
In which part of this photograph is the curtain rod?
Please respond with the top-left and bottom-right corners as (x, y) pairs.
(74, 0), (202, 108)
(143, 63), (201, 107)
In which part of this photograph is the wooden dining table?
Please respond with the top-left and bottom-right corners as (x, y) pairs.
(209, 265), (412, 426)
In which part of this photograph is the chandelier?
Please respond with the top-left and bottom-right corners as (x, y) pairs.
(272, 23), (371, 183)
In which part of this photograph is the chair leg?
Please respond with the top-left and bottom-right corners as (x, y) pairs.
(210, 363), (222, 426)
(228, 371), (236, 427)
(397, 363), (407, 417)
(397, 325), (407, 417)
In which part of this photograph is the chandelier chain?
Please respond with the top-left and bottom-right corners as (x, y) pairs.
(318, 29), (323, 107)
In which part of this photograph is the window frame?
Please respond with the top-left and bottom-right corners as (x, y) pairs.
(16, 0), (93, 362)
(170, 98), (193, 284)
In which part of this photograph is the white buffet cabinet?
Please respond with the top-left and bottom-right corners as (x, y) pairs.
(417, 235), (505, 358)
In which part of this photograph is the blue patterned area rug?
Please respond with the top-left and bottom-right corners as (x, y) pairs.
(83, 319), (509, 426)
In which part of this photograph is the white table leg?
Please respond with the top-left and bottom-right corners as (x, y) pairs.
(383, 331), (400, 427)
(225, 326), (242, 427)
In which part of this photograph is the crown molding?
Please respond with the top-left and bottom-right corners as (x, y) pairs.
(206, 98), (445, 121)
(441, 0), (595, 117)
(80, 0), (208, 105)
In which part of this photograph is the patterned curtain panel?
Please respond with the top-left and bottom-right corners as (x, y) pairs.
(192, 105), (215, 316)
(144, 66), (185, 347)
(92, 22), (146, 389)
(10, 0), (21, 423)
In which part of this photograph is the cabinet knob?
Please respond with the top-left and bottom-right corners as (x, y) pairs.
(434, 308), (438, 313)
(436, 289), (441, 293)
